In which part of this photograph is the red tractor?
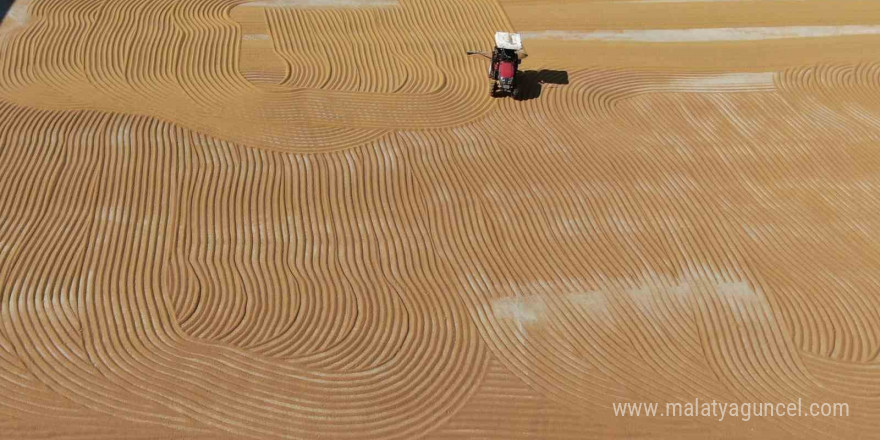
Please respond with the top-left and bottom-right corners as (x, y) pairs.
(468, 32), (524, 98)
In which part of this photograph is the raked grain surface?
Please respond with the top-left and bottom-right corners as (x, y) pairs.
(2, 0), (880, 438)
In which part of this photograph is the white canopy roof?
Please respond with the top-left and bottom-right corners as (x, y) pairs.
(494, 32), (523, 50)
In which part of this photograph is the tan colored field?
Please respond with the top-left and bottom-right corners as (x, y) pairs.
(2, 0), (880, 438)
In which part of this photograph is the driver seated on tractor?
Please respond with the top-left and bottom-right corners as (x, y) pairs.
(488, 47), (521, 80)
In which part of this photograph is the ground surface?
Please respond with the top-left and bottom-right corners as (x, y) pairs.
(2, 0), (880, 438)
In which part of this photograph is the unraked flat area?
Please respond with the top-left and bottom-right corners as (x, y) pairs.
(2, 0), (880, 438)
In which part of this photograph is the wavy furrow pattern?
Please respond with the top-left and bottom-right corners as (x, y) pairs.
(4, 0), (880, 438)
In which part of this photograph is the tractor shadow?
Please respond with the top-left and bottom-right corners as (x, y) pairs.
(515, 70), (570, 101)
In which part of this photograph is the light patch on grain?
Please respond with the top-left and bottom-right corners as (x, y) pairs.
(239, 0), (397, 7)
(567, 291), (612, 317)
(717, 281), (754, 296)
(1, 0), (31, 33)
(242, 34), (271, 40)
(522, 26), (880, 42)
(99, 206), (123, 224)
(8, 0), (30, 24)
(492, 296), (546, 324)
(629, 0), (792, 2)
(667, 73), (776, 92)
